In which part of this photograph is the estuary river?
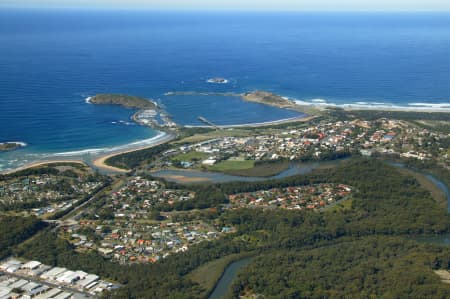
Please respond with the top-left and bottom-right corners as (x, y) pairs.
(208, 258), (253, 299)
(151, 160), (344, 184)
(204, 160), (450, 298)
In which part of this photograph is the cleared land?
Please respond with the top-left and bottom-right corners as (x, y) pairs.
(326, 199), (354, 212)
(219, 160), (290, 177)
(174, 129), (256, 144)
(208, 160), (255, 172)
(172, 151), (208, 162)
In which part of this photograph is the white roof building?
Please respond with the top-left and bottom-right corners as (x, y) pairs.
(202, 159), (216, 166)
(9, 279), (28, 289)
(40, 267), (66, 280)
(0, 259), (22, 271)
(52, 292), (73, 299)
(5, 264), (20, 273)
(0, 286), (11, 298)
(76, 274), (99, 288)
(56, 270), (75, 283)
(34, 287), (62, 299)
(22, 261), (42, 270)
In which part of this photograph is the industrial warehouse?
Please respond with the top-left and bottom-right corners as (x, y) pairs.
(0, 258), (119, 299)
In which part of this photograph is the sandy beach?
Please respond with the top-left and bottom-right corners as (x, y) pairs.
(184, 115), (316, 129)
(1, 133), (175, 175)
(92, 132), (175, 173)
(294, 101), (450, 113)
(92, 153), (130, 173)
(2, 160), (87, 175)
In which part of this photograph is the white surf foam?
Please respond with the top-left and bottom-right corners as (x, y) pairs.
(50, 131), (167, 157)
(206, 78), (229, 84)
(294, 98), (450, 112)
(85, 97), (92, 104)
(1, 141), (27, 147)
(408, 103), (450, 108)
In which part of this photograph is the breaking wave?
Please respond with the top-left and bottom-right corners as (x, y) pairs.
(293, 98), (450, 112)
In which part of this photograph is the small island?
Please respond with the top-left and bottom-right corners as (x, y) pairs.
(0, 142), (26, 152)
(88, 94), (178, 130)
(242, 91), (297, 109)
(207, 77), (229, 84)
(88, 94), (157, 109)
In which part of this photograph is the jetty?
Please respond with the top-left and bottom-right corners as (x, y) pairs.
(198, 117), (222, 130)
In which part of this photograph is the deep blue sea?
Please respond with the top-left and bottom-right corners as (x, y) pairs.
(1, 10), (450, 171)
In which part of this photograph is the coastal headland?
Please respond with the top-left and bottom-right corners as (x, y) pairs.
(85, 93), (178, 173)
(241, 91), (298, 109)
(88, 93), (178, 130)
(165, 90), (298, 110)
(4, 90), (447, 176)
(85, 91), (315, 173)
(0, 142), (26, 152)
(87, 94), (157, 109)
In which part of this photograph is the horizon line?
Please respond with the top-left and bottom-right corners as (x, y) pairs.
(1, 6), (450, 13)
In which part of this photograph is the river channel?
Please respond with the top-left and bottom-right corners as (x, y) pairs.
(204, 160), (450, 298)
(151, 160), (344, 184)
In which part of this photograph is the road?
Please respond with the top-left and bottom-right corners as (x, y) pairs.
(43, 181), (113, 231)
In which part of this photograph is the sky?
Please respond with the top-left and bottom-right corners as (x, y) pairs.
(1, 0), (449, 10)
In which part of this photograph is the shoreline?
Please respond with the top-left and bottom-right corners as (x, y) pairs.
(184, 115), (315, 129)
(92, 132), (176, 173)
(164, 91), (450, 113)
(1, 160), (87, 175)
(1, 133), (174, 175)
(294, 100), (450, 113)
(3, 92), (448, 175)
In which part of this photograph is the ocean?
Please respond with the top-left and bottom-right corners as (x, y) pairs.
(1, 10), (450, 171)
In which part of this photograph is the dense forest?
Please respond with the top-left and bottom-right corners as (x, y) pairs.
(0, 216), (47, 260)
(10, 158), (450, 298)
(156, 159), (449, 236)
(104, 143), (172, 169)
(400, 158), (450, 189)
(229, 236), (450, 298)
